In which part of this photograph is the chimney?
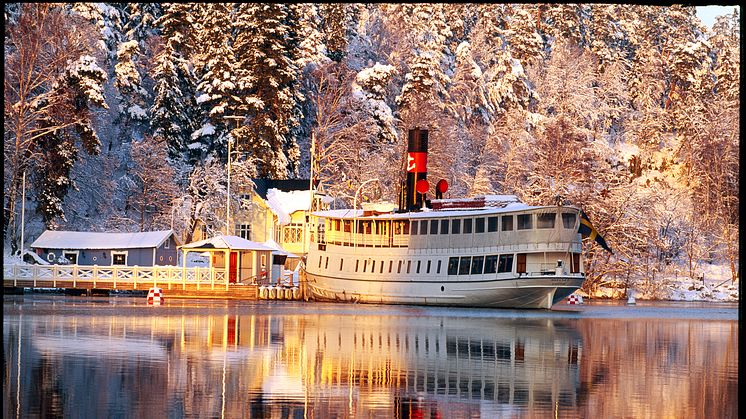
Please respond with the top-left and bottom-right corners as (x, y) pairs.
(403, 128), (428, 211)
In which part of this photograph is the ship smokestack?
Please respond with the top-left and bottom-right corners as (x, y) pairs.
(403, 128), (428, 211)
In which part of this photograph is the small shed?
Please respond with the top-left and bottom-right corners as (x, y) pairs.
(30, 230), (180, 266)
(179, 235), (274, 284)
(262, 239), (301, 283)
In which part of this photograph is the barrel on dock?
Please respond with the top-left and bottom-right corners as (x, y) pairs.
(292, 287), (300, 300)
(268, 286), (276, 299)
(259, 286), (267, 299)
(147, 287), (164, 305)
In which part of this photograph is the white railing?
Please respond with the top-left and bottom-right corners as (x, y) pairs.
(3, 264), (232, 290)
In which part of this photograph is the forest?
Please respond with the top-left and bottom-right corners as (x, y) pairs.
(3, 4), (740, 290)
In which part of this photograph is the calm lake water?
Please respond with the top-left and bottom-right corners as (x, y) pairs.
(3, 296), (738, 418)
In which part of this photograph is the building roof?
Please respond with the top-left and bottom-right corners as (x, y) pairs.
(179, 235), (275, 251)
(262, 239), (300, 258)
(30, 230), (178, 250)
(252, 179), (312, 200)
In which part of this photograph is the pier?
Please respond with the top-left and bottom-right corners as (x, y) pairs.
(3, 264), (266, 300)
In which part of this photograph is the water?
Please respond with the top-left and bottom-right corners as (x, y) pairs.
(3, 296), (738, 418)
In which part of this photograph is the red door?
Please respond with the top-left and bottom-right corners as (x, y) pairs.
(229, 252), (238, 283)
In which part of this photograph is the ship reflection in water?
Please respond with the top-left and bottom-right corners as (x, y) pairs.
(2, 297), (739, 418)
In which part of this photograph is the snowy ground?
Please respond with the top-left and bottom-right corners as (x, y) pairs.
(3, 250), (739, 303)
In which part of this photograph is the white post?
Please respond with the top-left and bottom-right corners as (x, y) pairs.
(20, 171), (25, 255)
(226, 138), (232, 236)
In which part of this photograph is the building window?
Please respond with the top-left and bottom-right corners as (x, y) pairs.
(447, 257), (459, 275)
(517, 214), (533, 230)
(283, 224), (303, 243)
(498, 255), (514, 273)
(488, 217), (498, 232)
(236, 224), (252, 240)
(112, 251), (127, 266)
(484, 255), (498, 274)
(562, 213), (577, 229)
(164, 239), (170, 249)
(537, 213), (556, 229)
(463, 219), (472, 234)
(501, 216), (513, 231)
(63, 251), (79, 264)
(475, 218), (485, 233)
(458, 257), (471, 275)
(471, 256), (484, 274)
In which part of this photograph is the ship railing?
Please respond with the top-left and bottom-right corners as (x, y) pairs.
(324, 230), (409, 247)
(2, 264), (230, 289)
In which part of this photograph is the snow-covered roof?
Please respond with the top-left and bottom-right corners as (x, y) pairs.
(30, 230), (178, 250)
(311, 202), (565, 220)
(262, 239), (300, 258)
(180, 235), (275, 251)
(265, 188), (313, 225)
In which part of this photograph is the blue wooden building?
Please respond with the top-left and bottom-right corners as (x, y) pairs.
(30, 230), (181, 266)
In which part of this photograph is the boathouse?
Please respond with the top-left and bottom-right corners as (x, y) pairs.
(179, 235), (275, 284)
(29, 230), (180, 266)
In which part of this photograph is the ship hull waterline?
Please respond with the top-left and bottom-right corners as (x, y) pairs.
(305, 272), (584, 309)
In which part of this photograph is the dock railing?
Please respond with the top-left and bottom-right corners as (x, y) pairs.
(3, 264), (230, 290)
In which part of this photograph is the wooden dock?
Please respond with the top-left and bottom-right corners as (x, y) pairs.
(3, 264), (263, 300)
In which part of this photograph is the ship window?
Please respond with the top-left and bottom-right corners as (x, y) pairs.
(562, 213), (577, 229)
(340, 259), (344, 271)
(475, 218), (485, 233)
(344, 220), (351, 232)
(471, 256), (484, 274)
(571, 253), (581, 273)
(447, 257), (459, 275)
(516, 254), (527, 273)
(437, 260), (442, 274)
(334, 219), (341, 231)
(440, 219), (449, 234)
(537, 213), (556, 228)
(398, 260), (402, 274)
(488, 217), (498, 232)
(451, 219), (461, 234)
(380, 261), (384, 273)
(501, 215), (513, 231)
(430, 220), (438, 235)
(407, 260), (411, 273)
(517, 214), (533, 230)
(355, 260), (359, 272)
(463, 219), (473, 234)
(389, 260), (393, 273)
(363, 260), (368, 272)
(402, 220), (410, 234)
(498, 255), (514, 273)
(319, 256), (323, 268)
(420, 220), (428, 235)
(426, 260), (431, 274)
(484, 255), (498, 274)
(416, 260), (421, 273)
(371, 260), (375, 272)
(325, 257), (329, 270)
(411, 220), (419, 235)
(459, 257), (471, 275)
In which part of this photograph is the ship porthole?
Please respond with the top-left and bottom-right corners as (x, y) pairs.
(440, 286), (444, 292)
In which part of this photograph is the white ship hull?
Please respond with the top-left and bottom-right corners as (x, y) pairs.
(306, 271), (584, 309)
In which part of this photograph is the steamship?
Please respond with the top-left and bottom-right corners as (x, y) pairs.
(304, 128), (585, 309)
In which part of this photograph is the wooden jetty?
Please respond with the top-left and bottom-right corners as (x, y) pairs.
(3, 264), (265, 300)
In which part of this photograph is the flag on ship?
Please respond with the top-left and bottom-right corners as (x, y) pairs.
(578, 210), (613, 254)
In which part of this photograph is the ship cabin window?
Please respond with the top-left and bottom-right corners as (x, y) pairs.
(411, 220), (418, 235)
(355, 260), (359, 272)
(398, 260), (403, 274)
(325, 257), (329, 269)
(451, 219), (461, 234)
(571, 253), (581, 273)
(517, 214), (533, 230)
(437, 260), (442, 274)
(562, 213), (577, 229)
(471, 256), (484, 274)
(484, 255), (498, 274)
(420, 220), (429, 235)
(501, 215), (513, 231)
(344, 220), (352, 232)
(319, 256), (323, 268)
(430, 220), (438, 235)
(537, 213), (556, 229)
(475, 218), (485, 233)
(389, 261), (393, 273)
(463, 219), (473, 234)
(380, 261), (384, 273)
(440, 219), (449, 234)
(498, 255), (514, 273)
(407, 260), (411, 273)
(459, 257), (471, 275)
(426, 260), (431, 274)
(416, 260), (421, 273)
(334, 219), (341, 231)
(402, 220), (410, 234)
(370, 260), (374, 272)
(447, 257), (459, 275)
(340, 259), (344, 271)
(516, 254), (527, 273)
(488, 216), (499, 232)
